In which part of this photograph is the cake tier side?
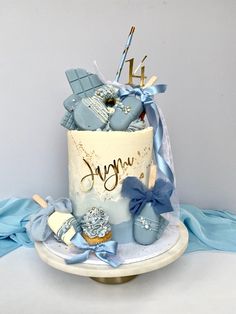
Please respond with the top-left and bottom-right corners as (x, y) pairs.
(68, 128), (154, 231)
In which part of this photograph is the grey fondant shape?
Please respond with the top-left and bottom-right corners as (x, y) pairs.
(63, 94), (81, 112)
(73, 96), (109, 131)
(65, 68), (104, 98)
(110, 95), (144, 131)
(61, 111), (77, 130)
(133, 202), (169, 245)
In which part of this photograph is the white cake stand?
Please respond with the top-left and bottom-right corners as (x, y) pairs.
(35, 221), (188, 284)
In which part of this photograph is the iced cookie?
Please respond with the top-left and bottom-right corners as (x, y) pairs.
(81, 207), (112, 245)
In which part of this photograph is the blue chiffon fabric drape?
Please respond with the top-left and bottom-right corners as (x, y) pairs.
(0, 198), (236, 257)
(0, 198), (40, 256)
(180, 204), (236, 253)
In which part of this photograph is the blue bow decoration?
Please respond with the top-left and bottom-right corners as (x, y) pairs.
(65, 233), (121, 268)
(26, 197), (73, 242)
(118, 85), (174, 184)
(121, 176), (174, 216)
(118, 84), (166, 104)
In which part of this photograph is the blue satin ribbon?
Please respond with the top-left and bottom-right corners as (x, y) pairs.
(65, 233), (121, 268)
(26, 197), (73, 242)
(118, 85), (174, 184)
(121, 176), (174, 216)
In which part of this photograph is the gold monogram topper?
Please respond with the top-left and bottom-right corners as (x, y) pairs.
(81, 157), (134, 192)
(126, 56), (147, 87)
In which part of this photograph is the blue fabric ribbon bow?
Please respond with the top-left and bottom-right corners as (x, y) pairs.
(118, 84), (166, 104)
(118, 85), (174, 184)
(121, 176), (174, 216)
(26, 196), (73, 242)
(65, 233), (121, 268)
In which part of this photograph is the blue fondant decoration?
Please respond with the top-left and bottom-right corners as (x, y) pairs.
(134, 203), (169, 245)
(121, 176), (174, 216)
(60, 111), (77, 130)
(122, 177), (174, 245)
(65, 68), (104, 98)
(61, 68), (105, 130)
(73, 96), (109, 131)
(110, 95), (144, 131)
(62, 82), (123, 131)
(63, 94), (81, 112)
(127, 118), (145, 132)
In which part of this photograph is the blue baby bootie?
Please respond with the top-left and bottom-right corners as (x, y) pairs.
(109, 95), (144, 131)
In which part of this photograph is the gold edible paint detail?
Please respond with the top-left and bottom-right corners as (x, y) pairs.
(81, 157), (134, 192)
(139, 172), (144, 179)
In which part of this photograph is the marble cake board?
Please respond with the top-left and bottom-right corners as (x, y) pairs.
(35, 221), (188, 284)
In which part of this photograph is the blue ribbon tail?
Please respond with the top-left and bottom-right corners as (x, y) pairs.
(96, 252), (122, 268)
(145, 101), (174, 184)
(65, 250), (90, 265)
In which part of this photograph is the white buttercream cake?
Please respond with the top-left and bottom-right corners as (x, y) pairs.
(68, 127), (153, 242)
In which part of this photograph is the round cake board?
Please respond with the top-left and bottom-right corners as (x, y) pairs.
(35, 221), (188, 284)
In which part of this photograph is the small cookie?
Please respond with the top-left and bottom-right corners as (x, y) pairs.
(81, 207), (112, 245)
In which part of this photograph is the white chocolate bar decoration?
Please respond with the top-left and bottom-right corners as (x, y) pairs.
(32, 194), (77, 246)
(48, 212), (77, 246)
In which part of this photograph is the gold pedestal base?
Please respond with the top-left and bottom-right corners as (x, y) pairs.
(90, 275), (137, 284)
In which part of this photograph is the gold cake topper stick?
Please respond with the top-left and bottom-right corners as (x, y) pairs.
(125, 56), (147, 87)
(143, 75), (158, 88)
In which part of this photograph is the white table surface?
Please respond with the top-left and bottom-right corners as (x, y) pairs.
(1, 247), (235, 314)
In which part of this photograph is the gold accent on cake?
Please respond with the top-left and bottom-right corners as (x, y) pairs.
(139, 172), (144, 179)
(81, 157), (134, 192)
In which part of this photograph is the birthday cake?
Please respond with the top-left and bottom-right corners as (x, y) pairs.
(28, 27), (180, 267)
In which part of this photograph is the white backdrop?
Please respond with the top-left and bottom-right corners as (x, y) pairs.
(0, 0), (235, 211)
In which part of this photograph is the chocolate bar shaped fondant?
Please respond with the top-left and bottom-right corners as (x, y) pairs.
(61, 68), (105, 130)
(65, 68), (104, 98)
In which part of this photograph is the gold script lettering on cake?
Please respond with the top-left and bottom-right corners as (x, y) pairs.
(80, 157), (134, 191)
